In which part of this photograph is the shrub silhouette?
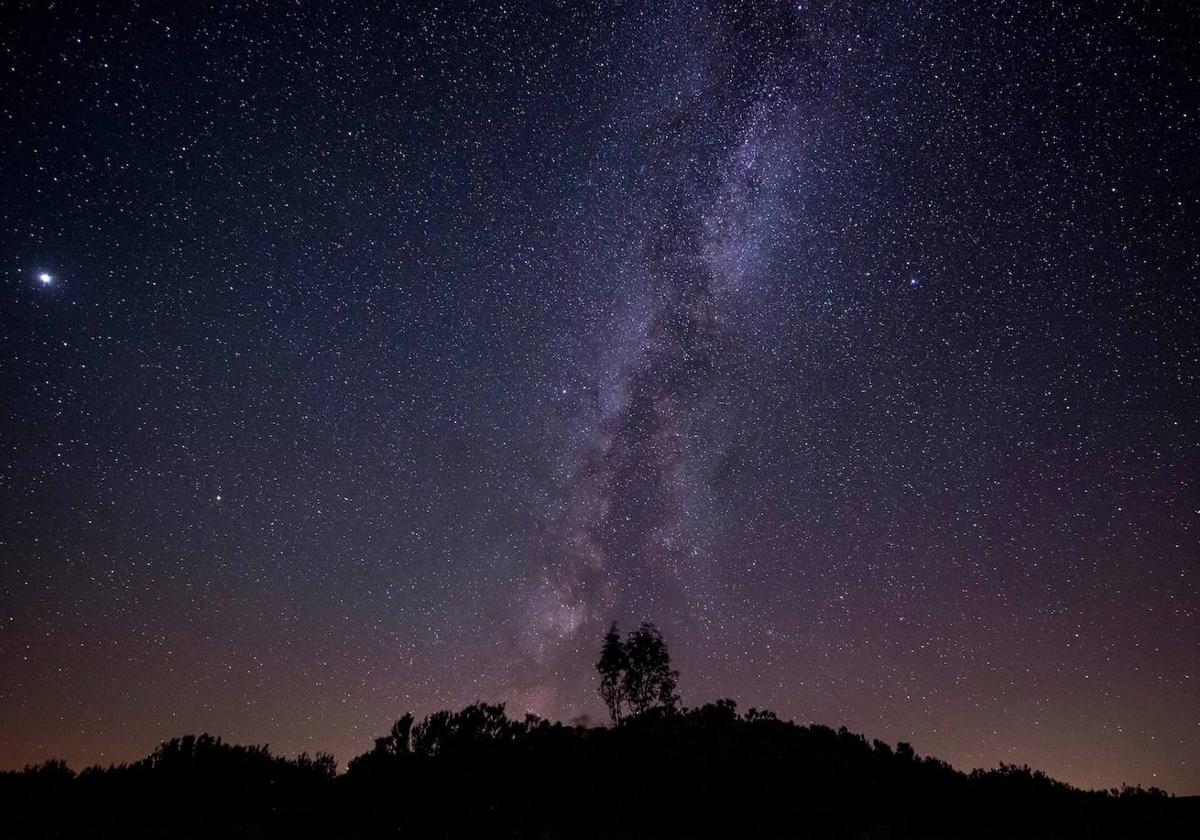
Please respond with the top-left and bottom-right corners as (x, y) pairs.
(0, 630), (1195, 838)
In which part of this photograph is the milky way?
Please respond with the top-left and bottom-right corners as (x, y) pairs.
(523, 4), (804, 694)
(1, 1), (1197, 793)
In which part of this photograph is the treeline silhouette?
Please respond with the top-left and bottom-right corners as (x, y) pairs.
(1, 626), (1195, 839)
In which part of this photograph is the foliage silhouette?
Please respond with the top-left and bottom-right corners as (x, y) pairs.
(597, 621), (627, 724)
(1, 631), (1196, 838)
(596, 620), (680, 722)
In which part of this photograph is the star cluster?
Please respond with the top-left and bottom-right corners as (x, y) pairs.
(1, 1), (1197, 793)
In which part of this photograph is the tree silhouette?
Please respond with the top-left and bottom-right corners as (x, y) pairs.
(597, 621), (627, 724)
(2, 640), (1195, 839)
(622, 622), (679, 716)
(373, 712), (413, 756)
(597, 621), (680, 721)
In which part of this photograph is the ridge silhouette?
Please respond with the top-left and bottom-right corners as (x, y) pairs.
(1, 625), (1195, 838)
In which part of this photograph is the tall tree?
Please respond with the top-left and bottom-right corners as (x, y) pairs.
(596, 622), (626, 724)
(621, 622), (679, 716)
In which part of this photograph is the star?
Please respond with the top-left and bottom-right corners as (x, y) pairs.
(0, 0), (1192, 798)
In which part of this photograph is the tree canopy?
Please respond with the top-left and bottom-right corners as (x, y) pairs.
(0, 626), (1194, 838)
(595, 621), (680, 723)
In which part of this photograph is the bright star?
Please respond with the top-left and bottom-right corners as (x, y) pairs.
(38, 272), (53, 285)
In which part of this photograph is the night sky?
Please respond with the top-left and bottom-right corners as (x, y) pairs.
(2, 1), (1197, 794)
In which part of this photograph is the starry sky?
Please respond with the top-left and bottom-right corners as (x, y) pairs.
(1, 0), (1198, 794)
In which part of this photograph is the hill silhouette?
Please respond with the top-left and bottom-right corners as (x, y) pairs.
(2, 703), (1196, 839)
(1, 626), (1196, 838)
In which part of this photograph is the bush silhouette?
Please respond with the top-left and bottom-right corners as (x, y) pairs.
(0, 627), (1195, 838)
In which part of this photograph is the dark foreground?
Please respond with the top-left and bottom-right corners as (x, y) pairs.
(2, 702), (1196, 839)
